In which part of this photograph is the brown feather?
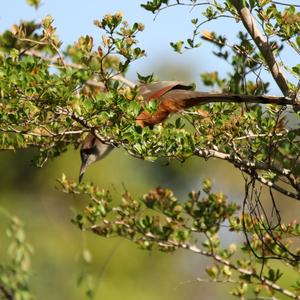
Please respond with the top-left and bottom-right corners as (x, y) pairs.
(136, 87), (291, 127)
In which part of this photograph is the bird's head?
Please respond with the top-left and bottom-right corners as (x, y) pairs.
(79, 133), (113, 182)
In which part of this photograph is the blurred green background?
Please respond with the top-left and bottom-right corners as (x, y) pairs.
(0, 145), (241, 300)
(1, 139), (298, 300)
(1, 1), (300, 299)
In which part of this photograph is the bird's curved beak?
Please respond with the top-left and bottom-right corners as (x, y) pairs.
(79, 161), (88, 183)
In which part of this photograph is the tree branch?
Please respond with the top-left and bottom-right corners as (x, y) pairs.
(0, 127), (85, 137)
(231, 1), (291, 98)
(24, 49), (136, 88)
(24, 49), (299, 109)
(0, 283), (14, 300)
(177, 242), (300, 300)
(194, 147), (300, 200)
(55, 106), (299, 200)
(93, 226), (300, 300)
(271, 1), (300, 8)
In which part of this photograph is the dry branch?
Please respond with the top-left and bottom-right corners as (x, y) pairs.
(232, 1), (291, 98)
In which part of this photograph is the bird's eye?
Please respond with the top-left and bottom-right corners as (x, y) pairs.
(80, 148), (92, 160)
(82, 148), (92, 155)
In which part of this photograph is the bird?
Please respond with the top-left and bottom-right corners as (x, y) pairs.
(79, 80), (291, 181)
(79, 133), (113, 182)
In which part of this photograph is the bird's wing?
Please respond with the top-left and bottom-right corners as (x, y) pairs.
(137, 81), (193, 102)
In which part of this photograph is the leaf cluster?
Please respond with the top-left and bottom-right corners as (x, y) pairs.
(0, 212), (34, 300)
(58, 176), (300, 299)
(1, 2), (300, 299)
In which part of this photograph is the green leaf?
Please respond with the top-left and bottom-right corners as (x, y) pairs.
(187, 38), (194, 48)
(175, 117), (184, 129)
(292, 64), (300, 76)
(170, 41), (184, 53)
(26, 0), (41, 9)
(191, 18), (198, 25)
(141, 0), (163, 13)
(206, 266), (219, 279)
(83, 99), (93, 111)
(82, 249), (92, 263)
(42, 15), (54, 28)
(296, 36), (300, 49)
(137, 72), (154, 84)
(127, 101), (141, 116)
(203, 179), (212, 194)
(147, 99), (158, 112)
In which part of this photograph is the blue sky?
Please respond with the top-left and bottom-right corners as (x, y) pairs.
(1, 0), (298, 94)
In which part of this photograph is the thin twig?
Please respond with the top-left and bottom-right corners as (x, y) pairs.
(271, 1), (300, 7)
(0, 284), (14, 300)
(232, 1), (291, 98)
(24, 49), (136, 88)
(132, 232), (300, 300)
(0, 127), (85, 137)
(194, 147), (299, 200)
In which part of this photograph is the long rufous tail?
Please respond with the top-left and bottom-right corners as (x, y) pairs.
(136, 90), (291, 127)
